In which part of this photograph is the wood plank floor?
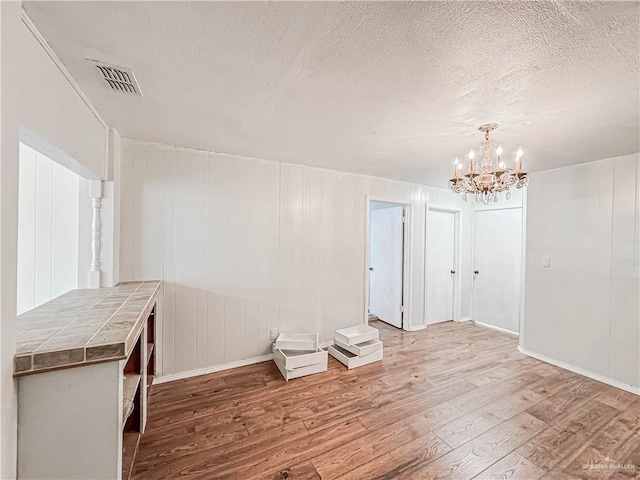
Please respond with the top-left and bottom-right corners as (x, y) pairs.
(132, 320), (640, 480)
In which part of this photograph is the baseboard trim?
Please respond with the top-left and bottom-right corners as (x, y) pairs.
(474, 320), (519, 337)
(153, 354), (274, 385)
(517, 345), (640, 396)
(408, 324), (427, 332)
(457, 317), (472, 323)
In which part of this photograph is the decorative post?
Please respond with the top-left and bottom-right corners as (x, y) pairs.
(89, 180), (103, 288)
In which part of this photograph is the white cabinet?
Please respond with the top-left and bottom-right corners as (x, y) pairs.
(329, 325), (383, 369)
(272, 346), (328, 381)
(333, 324), (379, 346)
(328, 344), (383, 369)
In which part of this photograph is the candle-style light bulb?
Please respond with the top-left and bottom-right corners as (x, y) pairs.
(468, 149), (476, 174)
(454, 157), (459, 165)
(496, 144), (503, 170)
(516, 147), (524, 172)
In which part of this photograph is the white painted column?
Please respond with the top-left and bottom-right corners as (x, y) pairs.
(89, 179), (103, 288)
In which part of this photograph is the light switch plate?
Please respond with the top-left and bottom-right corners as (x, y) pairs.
(542, 255), (551, 268)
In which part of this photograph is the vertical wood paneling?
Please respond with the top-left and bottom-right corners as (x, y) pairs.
(206, 292), (225, 366)
(205, 152), (225, 366)
(121, 140), (474, 378)
(139, 145), (164, 280)
(131, 143), (147, 280)
(173, 150), (200, 372)
(609, 155), (639, 386)
(162, 146), (176, 375)
(173, 284), (196, 373)
(243, 158), (260, 359)
(195, 290), (207, 369)
(223, 156), (248, 363)
(17, 144), (81, 314)
(193, 151), (209, 368)
(51, 162), (79, 299)
(119, 147), (134, 282)
(223, 296), (245, 364)
(523, 154), (640, 389)
(17, 144), (37, 314)
(257, 160), (280, 356)
(34, 156), (53, 306)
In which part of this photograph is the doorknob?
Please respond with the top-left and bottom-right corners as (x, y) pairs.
(474, 270), (479, 275)
(369, 267), (375, 271)
(450, 270), (456, 274)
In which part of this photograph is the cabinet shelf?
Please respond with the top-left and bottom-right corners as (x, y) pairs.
(122, 431), (141, 480)
(122, 374), (141, 426)
(147, 343), (154, 363)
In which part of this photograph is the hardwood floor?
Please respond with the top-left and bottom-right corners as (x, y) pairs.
(132, 321), (640, 480)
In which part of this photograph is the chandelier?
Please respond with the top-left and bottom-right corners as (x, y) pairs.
(449, 123), (528, 204)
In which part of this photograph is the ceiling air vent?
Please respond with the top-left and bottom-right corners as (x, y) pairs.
(91, 60), (142, 96)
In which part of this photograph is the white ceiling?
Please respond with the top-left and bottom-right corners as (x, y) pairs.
(24, 1), (639, 185)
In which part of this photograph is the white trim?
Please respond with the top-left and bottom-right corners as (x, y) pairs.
(407, 324), (427, 332)
(365, 196), (413, 332)
(20, 8), (109, 130)
(474, 320), (519, 338)
(152, 354), (274, 385)
(424, 205), (462, 325)
(519, 189), (528, 346)
(517, 346), (640, 396)
(458, 316), (472, 322)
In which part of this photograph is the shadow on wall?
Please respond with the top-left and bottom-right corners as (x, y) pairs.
(160, 281), (354, 376)
(160, 282), (278, 376)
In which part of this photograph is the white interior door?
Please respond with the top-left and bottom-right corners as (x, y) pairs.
(426, 210), (456, 324)
(369, 204), (404, 328)
(473, 208), (523, 334)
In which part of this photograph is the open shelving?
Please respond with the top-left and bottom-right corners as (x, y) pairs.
(121, 305), (156, 480)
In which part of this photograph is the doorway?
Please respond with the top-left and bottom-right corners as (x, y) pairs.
(426, 208), (459, 325)
(473, 208), (523, 335)
(368, 201), (406, 329)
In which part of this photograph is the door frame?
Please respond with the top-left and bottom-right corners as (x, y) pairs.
(471, 205), (525, 336)
(425, 205), (462, 324)
(364, 196), (412, 331)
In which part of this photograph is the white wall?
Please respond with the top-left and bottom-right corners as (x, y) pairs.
(17, 143), (81, 315)
(119, 140), (474, 379)
(1, 5), (22, 477)
(522, 153), (640, 392)
(1, 6), (111, 477)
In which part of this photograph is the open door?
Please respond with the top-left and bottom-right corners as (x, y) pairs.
(369, 202), (404, 328)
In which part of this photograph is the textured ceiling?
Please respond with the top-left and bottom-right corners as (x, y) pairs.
(24, 1), (639, 185)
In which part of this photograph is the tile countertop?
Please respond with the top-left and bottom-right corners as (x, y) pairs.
(14, 281), (162, 377)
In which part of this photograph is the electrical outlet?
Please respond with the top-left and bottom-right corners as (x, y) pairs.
(542, 255), (551, 268)
(270, 328), (278, 340)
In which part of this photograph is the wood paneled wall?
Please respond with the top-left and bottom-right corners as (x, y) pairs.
(523, 153), (640, 390)
(17, 143), (81, 315)
(119, 140), (472, 378)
